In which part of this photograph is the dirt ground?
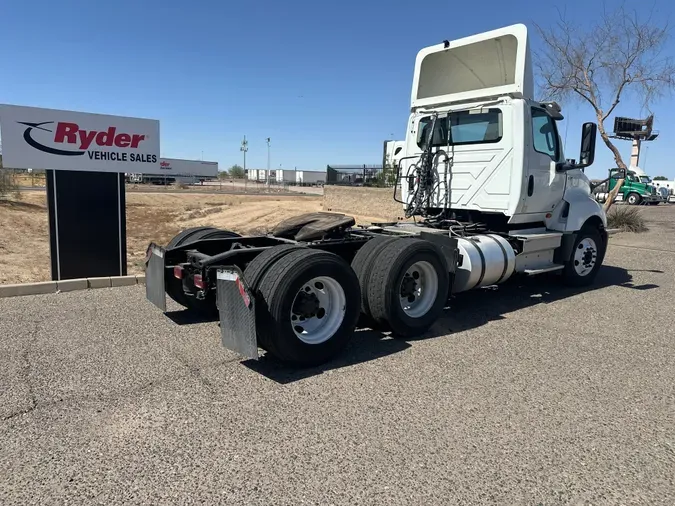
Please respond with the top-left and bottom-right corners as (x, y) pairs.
(0, 190), (388, 284)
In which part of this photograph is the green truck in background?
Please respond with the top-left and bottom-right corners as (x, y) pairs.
(594, 167), (666, 205)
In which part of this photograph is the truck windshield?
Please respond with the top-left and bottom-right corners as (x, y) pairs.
(640, 176), (651, 183)
(416, 109), (502, 149)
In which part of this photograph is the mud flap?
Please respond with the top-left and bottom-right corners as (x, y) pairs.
(145, 243), (167, 311)
(216, 267), (259, 360)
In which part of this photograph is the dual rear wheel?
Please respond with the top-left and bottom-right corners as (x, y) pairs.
(244, 246), (361, 366)
(351, 237), (449, 337)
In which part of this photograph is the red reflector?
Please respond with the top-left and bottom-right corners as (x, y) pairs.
(545, 213), (552, 219)
(235, 276), (251, 307)
(193, 274), (205, 289)
(173, 266), (183, 279)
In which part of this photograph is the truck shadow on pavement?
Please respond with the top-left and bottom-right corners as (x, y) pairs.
(244, 264), (661, 384)
(429, 264), (659, 338)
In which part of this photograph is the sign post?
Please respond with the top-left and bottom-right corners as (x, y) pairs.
(0, 104), (160, 281)
(45, 170), (127, 280)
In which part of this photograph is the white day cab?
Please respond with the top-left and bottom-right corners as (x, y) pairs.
(144, 24), (612, 367)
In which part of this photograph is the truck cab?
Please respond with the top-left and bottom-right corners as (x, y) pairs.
(397, 23), (605, 233)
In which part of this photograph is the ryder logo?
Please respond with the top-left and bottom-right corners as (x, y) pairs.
(16, 120), (157, 163)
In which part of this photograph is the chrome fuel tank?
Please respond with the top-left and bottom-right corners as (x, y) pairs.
(452, 234), (516, 293)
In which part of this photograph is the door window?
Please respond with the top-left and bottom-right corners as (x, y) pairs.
(531, 108), (559, 160)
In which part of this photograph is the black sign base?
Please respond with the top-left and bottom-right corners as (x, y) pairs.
(46, 170), (127, 281)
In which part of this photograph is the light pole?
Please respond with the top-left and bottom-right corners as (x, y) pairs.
(240, 135), (248, 177)
(266, 137), (271, 187)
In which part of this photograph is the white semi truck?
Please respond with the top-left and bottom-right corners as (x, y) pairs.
(145, 24), (611, 367)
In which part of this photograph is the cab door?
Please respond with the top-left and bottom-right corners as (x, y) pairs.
(525, 106), (566, 215)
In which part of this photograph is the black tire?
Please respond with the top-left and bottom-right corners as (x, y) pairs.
(626, 193), (641, 205)
(350, 236), (401, 318)
(167, 227), (241, 249)
(367, 238), (449, 338)
(188, 229), (241, 242)
(165, 227), (241, 309)
(560, 225), (604, 287)
(244, 244), (307, 293)
(167, 227), (216, 249)
(256, 249), (361, 366)
(243, 244), (307, 352)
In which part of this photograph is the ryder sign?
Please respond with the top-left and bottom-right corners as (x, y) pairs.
(0, 104), (160, 172)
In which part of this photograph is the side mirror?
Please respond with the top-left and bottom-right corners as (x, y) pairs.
(555, 122), (598, 173)
(612, 169), (627, 179)
(578, 122), (597, 167)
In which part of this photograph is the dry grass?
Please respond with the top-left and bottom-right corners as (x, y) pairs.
(0, 190), (387, 284)
(0, 193), (50, 283)
(607, 205), (649, 233)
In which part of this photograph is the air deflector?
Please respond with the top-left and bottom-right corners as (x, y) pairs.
(410, 23), (533, 108)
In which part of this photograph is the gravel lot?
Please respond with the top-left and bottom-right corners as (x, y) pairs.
(1, 221), (674, 505)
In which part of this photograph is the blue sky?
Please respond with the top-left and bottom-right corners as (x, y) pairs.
(1, 0), (674, 179)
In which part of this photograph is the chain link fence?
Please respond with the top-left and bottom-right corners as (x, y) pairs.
(1, 168), (42, 199)
(0, 167), (321, 196)
(1, 168), (46, 190)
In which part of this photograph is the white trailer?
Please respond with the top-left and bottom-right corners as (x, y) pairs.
(128, 158), (218, 185)
(247, 169), (268, 182)
(144, 24), (613, 368)
(276, 169), (297, 183)
(296, 170), (325, 185)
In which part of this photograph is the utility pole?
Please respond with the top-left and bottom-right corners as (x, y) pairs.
(240, 135), (248, 178)
(266, 137), (271, 187)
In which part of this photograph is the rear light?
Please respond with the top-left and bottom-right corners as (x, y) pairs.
(173, 265), (183, 279)
(193, 274), (205, 289)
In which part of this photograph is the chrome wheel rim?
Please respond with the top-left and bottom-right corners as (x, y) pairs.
(290, 276), (346, 344)
(398, 261), (439, 318)
(573, 238), (598, 276)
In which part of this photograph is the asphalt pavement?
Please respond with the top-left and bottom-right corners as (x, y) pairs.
(1, 242), (674, 505)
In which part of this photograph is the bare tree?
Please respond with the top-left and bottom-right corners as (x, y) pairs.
(534, 3), (675, 210)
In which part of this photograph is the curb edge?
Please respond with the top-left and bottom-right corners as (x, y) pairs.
(0, 274), (146, 299)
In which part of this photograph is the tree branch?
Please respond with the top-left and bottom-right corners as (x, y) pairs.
(535, 2), (675, 174)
